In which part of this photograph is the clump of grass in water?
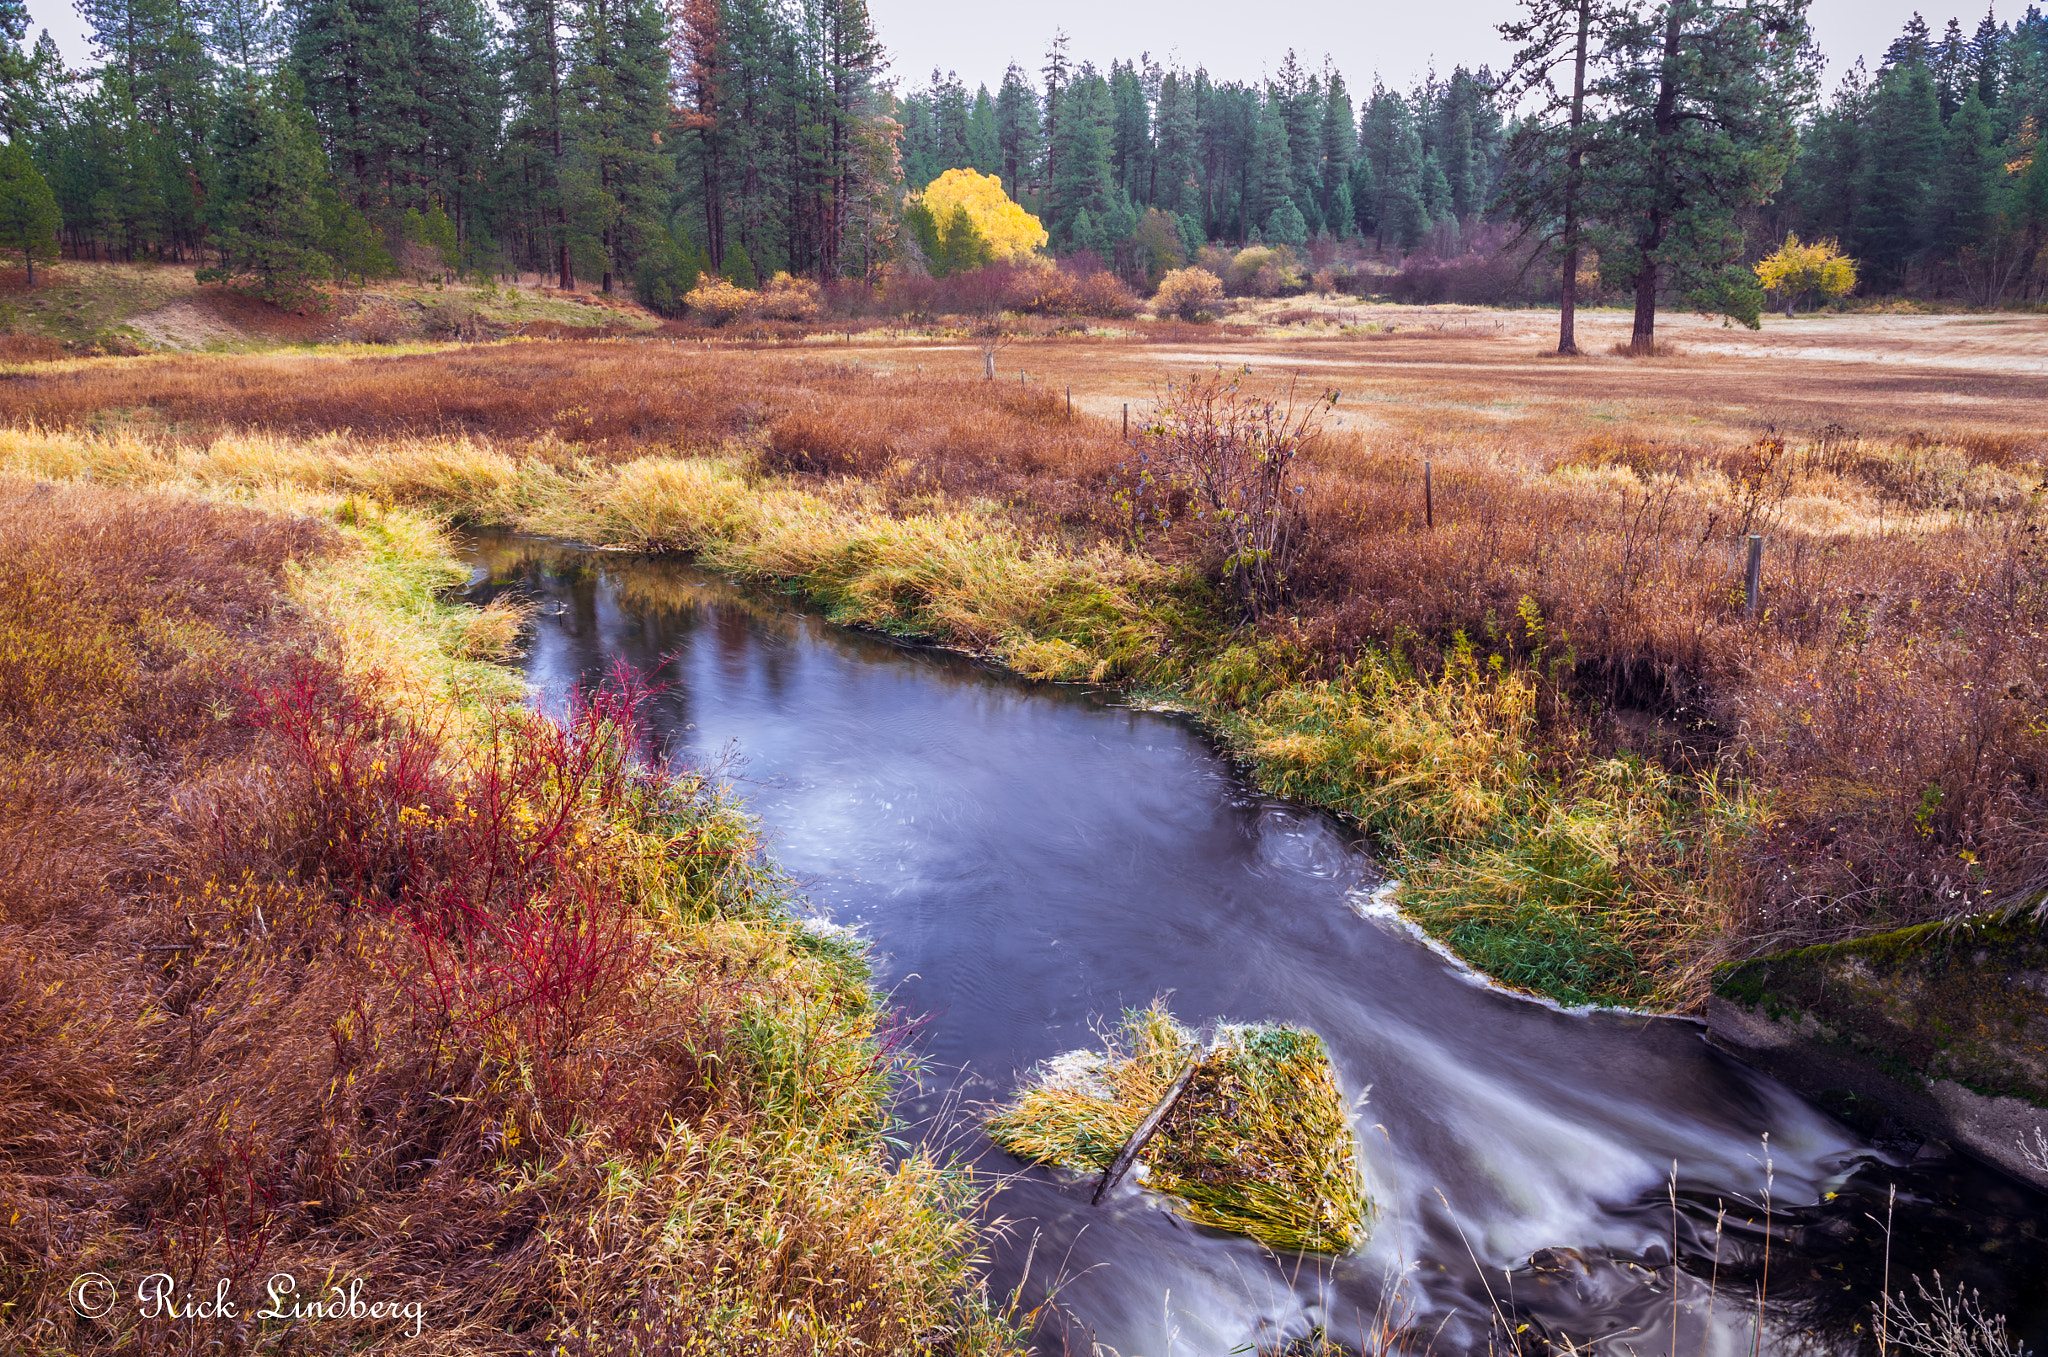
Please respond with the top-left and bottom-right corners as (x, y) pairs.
(987, 1006), (1367, 1254)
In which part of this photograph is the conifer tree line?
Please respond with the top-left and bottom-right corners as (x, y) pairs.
(892, 47), (1507, 261)
(1, 0), (2043, 308)
(1767, 8), (2048, 304)
(1, 0), (893, 300)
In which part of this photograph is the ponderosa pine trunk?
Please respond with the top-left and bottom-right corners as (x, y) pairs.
(1556, 0), (1591, 355)
(1629, 3), (1685, 355)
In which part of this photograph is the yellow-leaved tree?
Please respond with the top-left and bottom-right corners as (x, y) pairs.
(1753, 234), (1858, 318)
(906, 168), (1047, 275)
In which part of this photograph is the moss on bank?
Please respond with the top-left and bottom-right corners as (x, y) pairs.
(1712, 912), (2048, 1108)
(0, 428), (1747, 1009)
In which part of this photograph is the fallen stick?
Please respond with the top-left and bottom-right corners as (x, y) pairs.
(1092, 1051), (1201, 1205)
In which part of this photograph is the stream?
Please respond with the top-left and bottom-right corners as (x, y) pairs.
(461, 533), (2048, 1357)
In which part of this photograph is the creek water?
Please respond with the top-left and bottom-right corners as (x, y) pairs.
(462, 534), (2048, 1357)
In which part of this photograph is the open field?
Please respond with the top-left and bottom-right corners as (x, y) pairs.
(829, 306), (2048, 432)
(0, 310), (2038, 1010)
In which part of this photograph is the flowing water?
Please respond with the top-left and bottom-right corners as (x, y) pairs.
(462, 534), (2048, 1357)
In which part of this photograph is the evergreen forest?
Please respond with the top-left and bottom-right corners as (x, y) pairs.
(0, 0), (2043, 308)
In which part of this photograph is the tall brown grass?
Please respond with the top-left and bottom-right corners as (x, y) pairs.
(2, 341), (2040, 980)
(0, 478), (1005, 1354)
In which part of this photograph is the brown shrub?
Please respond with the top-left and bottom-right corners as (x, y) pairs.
(0, 333), (64, 363)
(1153, 267), (1225, 321)
(756, 272), (822, 322)
(1069, 271), (1140, 319)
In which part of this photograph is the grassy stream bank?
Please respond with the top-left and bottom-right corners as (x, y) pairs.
(0, 426), (1738, 1009)
(0, 474), (1013, 1354)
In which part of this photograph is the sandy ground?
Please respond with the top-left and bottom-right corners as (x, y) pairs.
(131, 300), (246, 349)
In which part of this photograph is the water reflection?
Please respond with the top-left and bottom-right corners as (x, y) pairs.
(463, 534), (2048, 1357)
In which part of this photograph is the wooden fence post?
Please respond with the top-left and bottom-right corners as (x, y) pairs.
(1746, 534), (1763, 616)
(1424, 459), (1434, 530)
(1123, 403), (1129, 441)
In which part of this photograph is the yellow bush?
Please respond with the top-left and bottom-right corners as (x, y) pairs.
(1753, 234), (1857, 316)
(685, 277), (757, 326)
(1154, 266), (1225, 320)
(757, 271), (822, 322)
(913, 168), (1048, 262)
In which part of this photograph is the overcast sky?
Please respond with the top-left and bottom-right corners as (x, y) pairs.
(21, 0), (2030, 95)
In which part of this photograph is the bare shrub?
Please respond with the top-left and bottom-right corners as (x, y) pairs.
(344, 304), (409, 344)
(0, 333), (63, 362)
(1071, 271), (1140, 318)
(1881, 1274), (2033, 1357)
(1142, 372), (1336, 618)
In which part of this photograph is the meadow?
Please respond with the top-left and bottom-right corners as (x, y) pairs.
(0, 305), (2040, 1018)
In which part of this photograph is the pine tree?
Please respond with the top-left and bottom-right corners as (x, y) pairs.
(0, 140), (59, 282)
(1263, 197), (1306, 245)
(1047, 67), (1112, 249)
(1930, 87), (1998, 261)
(1852, 60), (1943, 287)
(1348, 153), (1377, 236)
(503, 0), (573, 285)
(1970, 8), (2003, 107)
(77, 0), (216, 258)
(1420, 149), (1452, 225)
(565, 0), (671, 293)
(1246, 94), (1292, 236)
(966, 85), (998, 175)
(1589, 0), (1817, 351)
(1040, 29), (1069, 194)
(1154, 68), (1198, 218)
(1271, 49), (1319, 211)
(208, 0), (282, 76)
(1497, 0), (1611, 353)
(1318, 69), (1355, 234)
(675, 0), (729, 268)
(931, 69), (969, 168)
(994, 63), (1040, 196)
(1883, 12), (1934, 68)
(1378, 118), (1429, 248)
(1108, 59), (1149, 200)
(289, 0), (419, 215)
(1932, 17), (1967, 118)
(197, 75), (333, 303)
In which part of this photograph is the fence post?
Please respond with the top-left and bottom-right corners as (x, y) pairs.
(1123, 403), (1129, 441)
(1424, 459), (1434, 530)
(1745, 534), (1763, 616)
(1067, 385), (1072, 419)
